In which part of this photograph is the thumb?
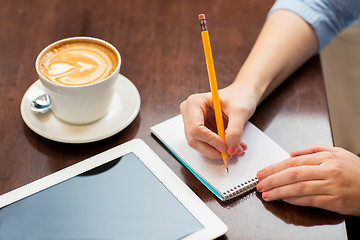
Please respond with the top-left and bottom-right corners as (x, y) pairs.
(224, 112), (247, 155)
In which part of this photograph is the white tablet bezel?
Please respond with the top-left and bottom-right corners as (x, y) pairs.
(0, 138), (228, 239)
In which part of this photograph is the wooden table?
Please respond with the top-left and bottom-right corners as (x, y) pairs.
(0, 0), (349, 239)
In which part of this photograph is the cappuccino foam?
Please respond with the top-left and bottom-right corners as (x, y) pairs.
(39, 40), (118, 86)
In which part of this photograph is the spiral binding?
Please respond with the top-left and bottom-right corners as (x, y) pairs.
(223, 177), (259, 201)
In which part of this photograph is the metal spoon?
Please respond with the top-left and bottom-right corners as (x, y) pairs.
(31, 94), (52, 114)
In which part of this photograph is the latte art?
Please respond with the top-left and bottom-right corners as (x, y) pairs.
(39, 41), (118, 86)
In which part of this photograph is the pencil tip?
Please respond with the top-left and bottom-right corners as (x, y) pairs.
(227, 168), (229, 173)
(198, 14), (206, 20)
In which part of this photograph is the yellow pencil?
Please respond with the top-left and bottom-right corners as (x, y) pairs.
(198, 13), (230, 172)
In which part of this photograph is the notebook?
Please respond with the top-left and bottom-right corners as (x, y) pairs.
(150, 114), (290, 201)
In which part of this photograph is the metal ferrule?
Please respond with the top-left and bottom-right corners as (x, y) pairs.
(199, 19), (207, 31)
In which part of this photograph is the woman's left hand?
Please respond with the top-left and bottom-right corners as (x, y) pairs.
(256, 145), (360, 216)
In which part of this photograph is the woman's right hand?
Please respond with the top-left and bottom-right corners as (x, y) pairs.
(179, 8), (320, 160)
(180, 81), (259, 159)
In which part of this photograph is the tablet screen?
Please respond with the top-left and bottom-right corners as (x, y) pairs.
(0, 153), (204, 239)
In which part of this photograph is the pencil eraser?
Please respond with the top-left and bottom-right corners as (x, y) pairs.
(198, 14), (206, 20)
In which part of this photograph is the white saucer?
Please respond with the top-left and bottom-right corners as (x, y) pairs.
(20, 74), (141, 143)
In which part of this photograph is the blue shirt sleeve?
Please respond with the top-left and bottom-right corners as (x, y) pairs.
(269, 0), (360, 50)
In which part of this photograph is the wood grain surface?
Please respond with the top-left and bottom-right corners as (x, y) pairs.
(0, 0), (348, 239)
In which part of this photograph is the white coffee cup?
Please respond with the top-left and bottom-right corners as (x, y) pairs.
(35, 37), (121, 125)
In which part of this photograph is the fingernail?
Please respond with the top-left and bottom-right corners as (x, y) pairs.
(256, 182), (262, 191)
(216, 145), (225, 152)
(241, 143), (247, 150)
(262, 192), (269, 200)
(227, 145), (237, 155)
(257, 171), (264, 180)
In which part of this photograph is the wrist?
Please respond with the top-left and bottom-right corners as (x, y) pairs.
(232, 68), (272, 105)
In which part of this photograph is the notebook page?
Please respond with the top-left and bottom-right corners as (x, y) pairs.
(151, 114), (289, 198)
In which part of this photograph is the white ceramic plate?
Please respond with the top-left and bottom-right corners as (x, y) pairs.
(20, 74), (141, 143)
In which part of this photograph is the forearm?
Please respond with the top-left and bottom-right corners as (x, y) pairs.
(233, 10), (318, 104)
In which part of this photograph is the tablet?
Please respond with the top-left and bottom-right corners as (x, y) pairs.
(0, 139), (228, 239)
